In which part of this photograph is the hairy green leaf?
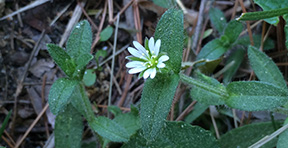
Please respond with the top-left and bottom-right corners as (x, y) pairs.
(209, 7), (227, 34)
(100, 26), (114, 42)
(226, 81), (288, 111)
(220, 122), (281, 148)
(277, 118), (288, 148)
(184, 103), (209, 123)
(254, 0), (288, 25)
(234, 35), (274, 50)
(248, 46), (287, 88)
(122, 121), (219, 148)
(141, 74), (179, 140)
(196, 38), (228, 61)
(55, 104), (83, 148)
(236, 7), (288, 21)
(154, 9), (183, 74)
(90, 116), (129, 142)
(223, 48), (245, 85)
(66, 20), (93, 70)
(83, 69), (96, 86)
(223, 20), (243, 44)
(112, 106), (140, 137)
(152, 0), (176, 8)
(47, 44), (76, 77)
(48, 78), (78, 115)
(70, 84), (95, 122)
(181, 73), (228, 105)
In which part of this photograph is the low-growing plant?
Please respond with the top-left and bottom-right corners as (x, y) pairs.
(47, 1), (288, 147)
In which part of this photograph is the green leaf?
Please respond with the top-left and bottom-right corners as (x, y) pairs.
(47, 44), (76, 77)
(83, 69), (96, 86)
(95, 49), (107, 62)
(70, 84), (95, 122)
(196, 38), (228, 61)
(220, 122), (281, 148)
(181, 73), (228, 105)
(0, 110), (12, 137)
(277, 118), (288, 148)
(55, 104), (83, 148)
(236, 7), (288, 21)
(226, 81), (288, 111)
(152, 0), (176, 8)
(184, 103), (209, 123)
(100, 26), (114, 42)
(154, 9), (184, 74)
(66, 20), (93, 70)
(223, 48), (245, 85)
(141, 74), (179, 140)
(209, 7), (227, 34)
(248, 46), (287, 88)
(90, 116), (129, 142)
(48, 78), (78, 115)
(253, 0), (288, 25)
(223, 20), (243, 44)
(122, 121), (219, 148)
(234, 35), (274, 50)
(113, 107), (140, 137)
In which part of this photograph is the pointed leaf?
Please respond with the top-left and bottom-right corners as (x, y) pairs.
(181, 73), (228, 105)
(55, 104), (83, 148)
(223, 48), (245, 85)
(223, 20), (243, 44)
(226, 81), (288, 111)
(122, 121), (219, 148)
(248, 46), (287, 88)
(70, 84), (95, 122)
(141, 74), (179, 140)
(220, 122), (281, 148)
(66, 20), (93, 70)
(100, 26), (114, 42)
(48, 78), (78, 115)
(90, 116), (129, 142)
(277, 118), (288, 148)
(253, 0), (288, 25)
(47, 44), (76, 77)
(196, 38), (228, 61)
(154, 9), (183, 73)
(209, 7), (227, 34)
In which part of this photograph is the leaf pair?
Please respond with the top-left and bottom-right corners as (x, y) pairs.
(47, 20), (93, 80)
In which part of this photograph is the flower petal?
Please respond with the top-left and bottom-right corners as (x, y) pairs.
(154, 39), (161, 56)
(126, 61), (145, 68)
(148, 37), (155, 53)
(133, 41), (149, 57)
(128, 47), (142, 58)
(157, 62), (165, 68)
(158, 55), (169, 62)
(128, 67), (146, 74)
(143, 68), (152, 79)
(150, 68), (156, 79)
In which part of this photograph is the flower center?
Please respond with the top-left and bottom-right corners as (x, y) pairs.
(146, 56), (158, 68)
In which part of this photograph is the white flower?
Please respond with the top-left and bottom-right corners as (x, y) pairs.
(126, 37), (169, 79)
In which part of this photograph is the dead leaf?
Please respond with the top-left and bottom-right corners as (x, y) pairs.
(29, 59), (55, 78)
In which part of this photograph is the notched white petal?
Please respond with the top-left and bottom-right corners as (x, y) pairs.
(157, 62), (165, 68)
(143, 68), (152, 79)
(126, 61), (145, 68)
(154, 39), (161, 56)
(158, 55), (169, 62)
(133, 41), (146, 53)
(148, 37), (155, 53)
(150, 68), (156, 79)
(128, 47), (142, 58)
(128, 67), (146, 74)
